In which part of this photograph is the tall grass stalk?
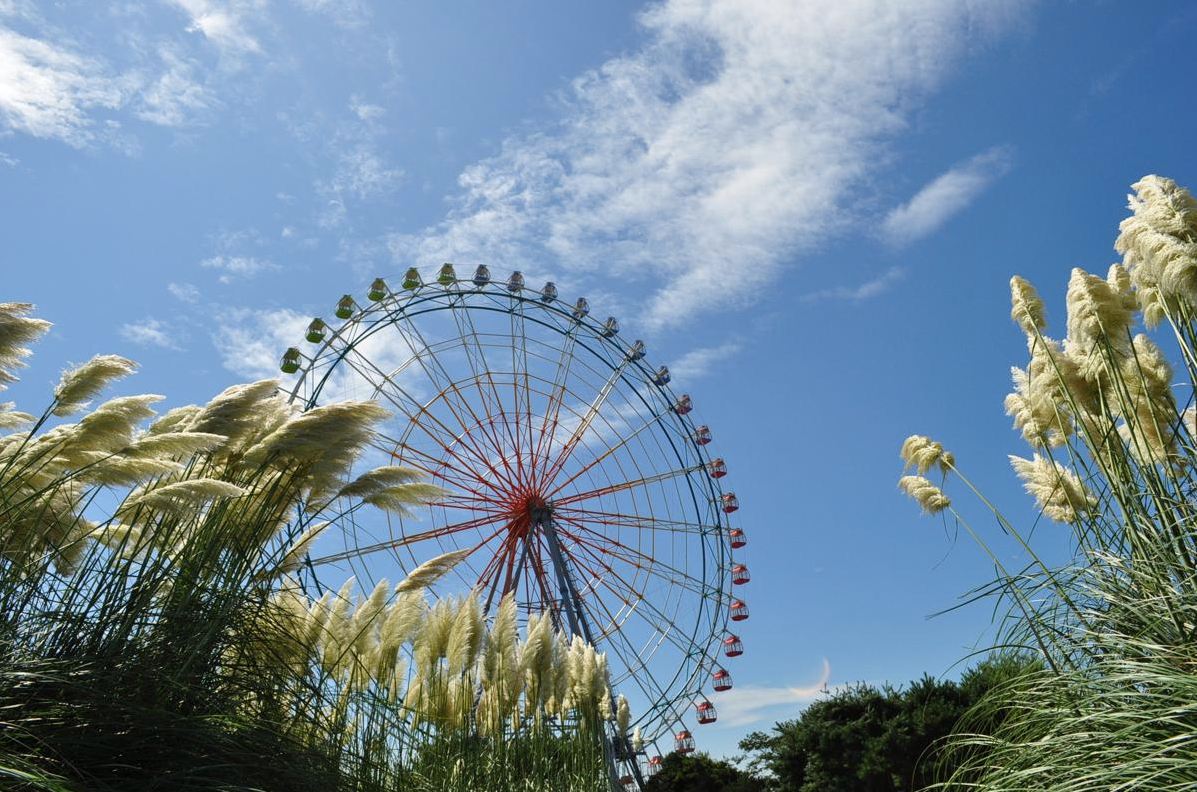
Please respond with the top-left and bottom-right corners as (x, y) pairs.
(0, 306), (614, 791)
(901, 176), (1197, 790)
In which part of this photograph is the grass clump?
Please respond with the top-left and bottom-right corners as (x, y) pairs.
(900, 175), (1197, 790)
(0, 305), (612, 791)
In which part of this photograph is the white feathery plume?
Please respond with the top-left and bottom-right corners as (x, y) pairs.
(549, 631), (571, 719)
(336, 466), (424, 498)
(123, 432), (226, 459)
(0, 303), (51, 390)
(631, 726), (643, 753)
(362, 483), (446, 515)
(276, 521), (331, 575)
(0, 403), (34, 431)
(91, 523), (143, 558)
(899, 435), (954, 476)
(79, 456), (181, 487)
(350, 578), (390, 657)
(1009, 454), (1097, 524)
(395, 548), (471, 593)
(483, 593), (521, 710)
(67, 395), (164, 457)
(1119, 333), (1178, 460)
(1009, 275), (1046, 334)
(446, 594), (484, 675)
(303, 591), (333, 652)
(52, 355), (138, 416)
(898, 475), (951, 514)
(146, 405), (203, 436)
(321, 577), (356, 674)
(126, 478), (246, 515)
(616, 694), (630, 734)
(1063, 267), (1134, 383)
(379, 591), (427, 654)
(1106, 263), (1138, 312)
(1005, 336), (1095, 448)
(187, 380), (283, 445)
(243, 401), (389, 464)
(520, 611), (552, 713)
(1115, 175), (1197, 327)
(415, 596), (455, 672)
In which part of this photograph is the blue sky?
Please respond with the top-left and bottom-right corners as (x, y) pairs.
(4, 0), (1197, 760)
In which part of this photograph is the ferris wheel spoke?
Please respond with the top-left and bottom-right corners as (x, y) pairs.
(383, 437), (504, 499)
(554, 518), (717, 610)
(306, 510), (511, 567)
(525, 532), (563, 627)
(349, 323), (518, 491)
(542, 404), (669, 500)
(336, 345), (517, 491)
(538, 355), (637, 487)
(508, 296), (537, 487)
(582, 561), (705, 664)
(475, 520), (524, 594)
(550, 464), (705, 506)
(444, 294), (529, 486)
(552, 505), (720, 536)
(570, 571), (692, 726)
(553, 516), (672, 577)
(530, 323), (580, 486)
(446, 380), (529, 488)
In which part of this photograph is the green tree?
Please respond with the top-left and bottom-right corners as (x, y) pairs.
(738, 653), (1039, 791)
(645, 751), (764, 792)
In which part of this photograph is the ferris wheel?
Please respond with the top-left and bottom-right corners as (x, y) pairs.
(278, 264), (750, 781)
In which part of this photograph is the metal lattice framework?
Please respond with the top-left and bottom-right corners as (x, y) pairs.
(279, 266), (749, 781)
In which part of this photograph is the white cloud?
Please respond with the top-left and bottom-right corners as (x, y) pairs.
(135, 47), (212, 126)
(0, 151), (16, 167)
(800, 266), (906, 303)
(214, 307), (308, 379)
(214, 306), (421, 404)
(706, 658), (832, 728)
(390, 0), (1030, 328)
(331, 146), (404, 200)
(120, 317), (182, 349)
(200, 254), (278, 282)
(292, 0), (369, 28)
(881, 146), (1014, 247)
(349, 95), (384, 122)
(669, 342), (741, 383)
(0, 26), (127, 145)
(167, 281), (201, 302)
(169, 0), (264, 56)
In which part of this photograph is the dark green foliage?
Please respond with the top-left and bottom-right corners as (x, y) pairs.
(738, 653), (1040, 792)
(645, 752), (763, 792)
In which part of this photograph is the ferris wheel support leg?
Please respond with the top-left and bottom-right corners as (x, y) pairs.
(536, 510), (647, 791)
(535, 509), (592, 644)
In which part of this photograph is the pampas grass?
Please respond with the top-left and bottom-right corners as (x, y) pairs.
(902, 175), (1197, 790)
(0, 303), (612, 791)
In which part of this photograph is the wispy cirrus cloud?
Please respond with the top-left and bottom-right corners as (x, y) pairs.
(169, 0), (265, 57)
(390, 0), (1031, 329)
(120, 317), (183, 350)
(881, 146), (1014, 247)
(0, 26), (128, 146)
(168, 282), (201, 303)
(201, 254), (278, 282)
(800, 266), (907, 304)
(670, 342), (742, 383)
(704, 658), (832, 729)
(135, 46), (214, 127)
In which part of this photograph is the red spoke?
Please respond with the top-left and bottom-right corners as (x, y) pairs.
(550, 464), (702, 505)
(307, 509), (511, 567)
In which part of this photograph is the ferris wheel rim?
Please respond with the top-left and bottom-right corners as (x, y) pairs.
(281, 271), (744, 743)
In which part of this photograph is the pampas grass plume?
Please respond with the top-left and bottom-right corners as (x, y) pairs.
(53, 355), (138, 416)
